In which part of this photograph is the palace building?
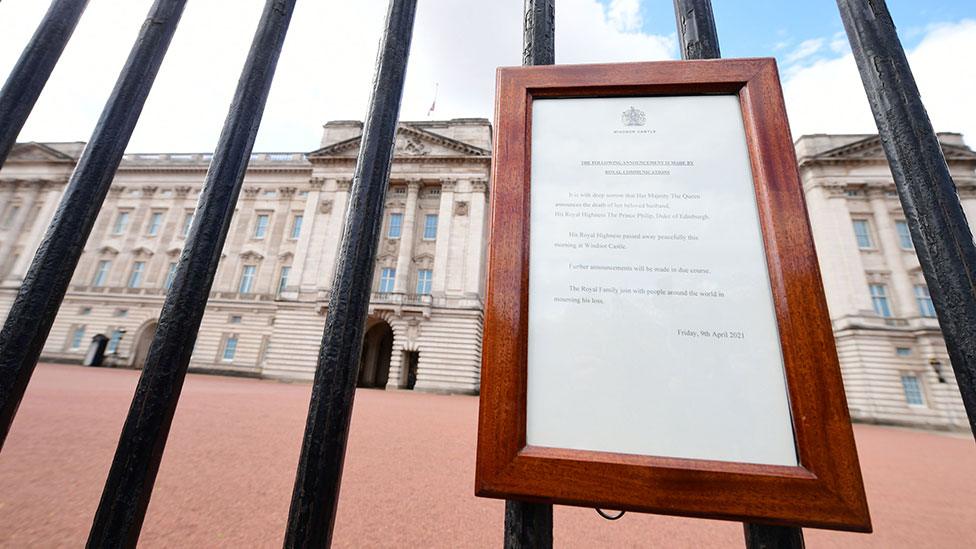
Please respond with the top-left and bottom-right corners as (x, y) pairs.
(0, 119), (491, 394)
(0, 121), (973, 429)
(797, 133), (975, 430)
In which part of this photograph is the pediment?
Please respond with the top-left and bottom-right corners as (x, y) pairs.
(7, 142), (75, 163)
(817, 135), (976, 163)
(132, 246), (154, 257)
(166, 247), (182, 257)
(240, 250), (265, 261)
(98, 246), (120, 256)
(308, 124), (490, 160)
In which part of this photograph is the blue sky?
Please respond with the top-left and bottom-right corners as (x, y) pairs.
(627, 0), (976, 57)
(0, 0), (974, 151)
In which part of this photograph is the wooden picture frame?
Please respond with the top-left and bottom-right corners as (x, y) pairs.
(475, 58), (871, 532)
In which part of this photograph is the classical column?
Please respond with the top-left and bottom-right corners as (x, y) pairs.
(869, 189), (915, 317)
(0, 180), (40, 282)
(431, 179), (455, 295)
(292, 177), (324, 294)
(464, 179), (488, 295)
(392, 180), (420, 293)
(318, 178), (351, 292)
(8, 181), (63, 282)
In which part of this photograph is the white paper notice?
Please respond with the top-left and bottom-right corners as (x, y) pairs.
(526, 95), (797, 466)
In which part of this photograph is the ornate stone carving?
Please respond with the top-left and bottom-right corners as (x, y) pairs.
(454, 201), (469, 216)
(242, 186), (260, 200)
(309, 177), (326, 190)
(336, 179), (352, 192)
(471, 180), (488, 193)
(411, 253), (435, 269)
(440, 179), (456, 193)
(280, 187), (298, 198)
(865, 271), (890, 284)
(319, 200), (333, 214)
(396, 137), (429, 156)
(175, 186), (193, 198)
(108, 186), (126, 197)
(141, 186), (159, 197)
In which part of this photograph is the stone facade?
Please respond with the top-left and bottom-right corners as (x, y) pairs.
(797, 133), (976, 430)
(0, 119), (491, 394)
(2, 124), (975, 428)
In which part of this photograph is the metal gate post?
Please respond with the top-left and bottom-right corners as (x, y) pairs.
(836, 0), (976, 437)
(0, 0), (188, 451)
(672, 1), (805, 547)
(503, 2), (556, 549)
(0, 0), (89, 169)
(87, 2), (297, 546)
(283, 0), (418, 546)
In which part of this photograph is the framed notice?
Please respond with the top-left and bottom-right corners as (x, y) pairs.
(475, 58), (871, 532)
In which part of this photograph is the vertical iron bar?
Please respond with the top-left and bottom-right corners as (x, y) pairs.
(672, 0), (720, 60)
(0, 0), (187, 450)
(505, 500), (553, 549)
(283, 0), (417, 546)
(505, 3), (556, 548)
(837, 0), (976, 437)
(86, 2), (297, 546)
(744, 524), (806, 549)
(672, 1), (803, 547)
(0, 0), (89, 169)
(522, 0), (555, 66)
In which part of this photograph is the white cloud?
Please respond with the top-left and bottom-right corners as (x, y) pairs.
(784, 38), (824, 64)
(607, 0), (642, 33)
(783, 19), (976, 147)
(0, 0), (673, 153)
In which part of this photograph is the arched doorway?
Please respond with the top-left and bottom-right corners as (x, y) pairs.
(358, 319), (393, 389)
(130, 320), (157, 369)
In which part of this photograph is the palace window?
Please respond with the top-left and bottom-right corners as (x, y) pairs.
(107, 329), (124, 354)
(79, 307), (92, 315)
(229, 315), (242, 324)
(290, 215), (303, 239)
(852, 219), (873, 249)
(869, 284), (892, 318)
(147, 211), (164, 236)
(895, 220), (913, 250)
(379, 268), (395, 293)
(92, 260), (111, 287)
(896, 347), (912, 357)
(112, 211), (130, 235)
(239, 265), (256, 294)
(222, 335), (238, 361)
(70, 326), (86, 350)
(164, 262), (178, 290)
(900, 375), (925, 406)
(181, 212), (194, 238)
(915, 285), (936, 318)
(423, 214), (438, 240)
(388, 213), (403, 238)
(127, 261), (145, 288)
(254, 214), (270, 238)
(416, 269), (432, 295)
(277, 265), (291, 295)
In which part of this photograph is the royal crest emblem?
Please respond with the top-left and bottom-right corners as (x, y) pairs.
(621, 106), (646, 127)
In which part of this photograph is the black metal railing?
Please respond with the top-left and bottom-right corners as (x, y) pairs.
(0, 0), (972, 547)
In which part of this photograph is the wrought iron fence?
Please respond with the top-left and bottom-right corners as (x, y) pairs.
(0, 0), (973, 547)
